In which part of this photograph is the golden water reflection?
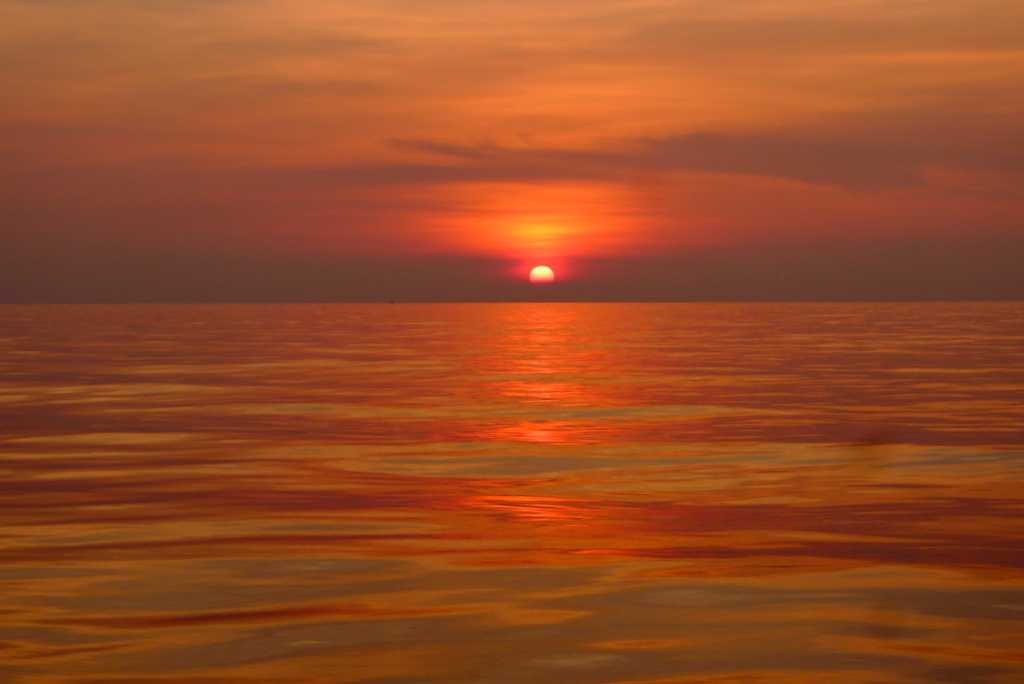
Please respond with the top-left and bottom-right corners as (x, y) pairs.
(1, 303), (1024, 683)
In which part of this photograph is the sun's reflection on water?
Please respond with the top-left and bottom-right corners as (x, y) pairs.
(1, 303), (1024, 682)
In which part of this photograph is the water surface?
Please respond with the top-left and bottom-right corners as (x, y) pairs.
(2, 303), (1023, 683)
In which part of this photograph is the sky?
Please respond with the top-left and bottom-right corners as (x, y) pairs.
(1, 0), (1022, 301)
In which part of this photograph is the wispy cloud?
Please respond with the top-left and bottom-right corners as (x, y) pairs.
(310, 113), (1024, 190)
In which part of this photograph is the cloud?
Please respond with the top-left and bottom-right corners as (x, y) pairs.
(635, 133), (921, 188)
(307, 117), (1022, 189)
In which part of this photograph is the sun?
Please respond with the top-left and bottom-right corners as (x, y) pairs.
(529, 265), (555, 283)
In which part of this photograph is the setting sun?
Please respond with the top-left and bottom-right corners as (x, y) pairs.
(529, 266), (555, 283)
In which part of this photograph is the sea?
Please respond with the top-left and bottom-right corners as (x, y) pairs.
(2, 302), (1023, 684)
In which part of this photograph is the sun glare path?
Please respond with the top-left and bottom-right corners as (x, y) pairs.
(529, 266), (555, 283)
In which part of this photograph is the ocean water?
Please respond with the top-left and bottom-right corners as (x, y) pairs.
(1, 302), (1023, 684)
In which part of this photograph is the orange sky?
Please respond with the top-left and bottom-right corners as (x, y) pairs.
(1, 0), (1022, 297)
